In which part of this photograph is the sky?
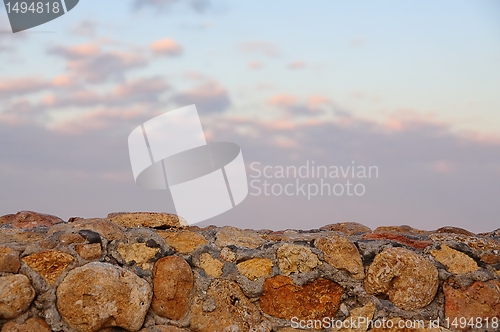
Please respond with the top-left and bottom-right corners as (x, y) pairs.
(0, 0), (499, 232)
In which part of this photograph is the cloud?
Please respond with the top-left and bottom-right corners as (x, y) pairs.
(71, 20), (98, 37)
(288, 61), (306, 69)
(150, 38), (183, 56)
(48, 44), (148, 83)
(239, 41), (280, 57)
(171, 80), (230, 113)
(268, 94), (298, 107)
(268, 93), (332, 115)
(132, 0), (211, 13)
(248, 61), (263, 70)
(0, 77), (50, 97)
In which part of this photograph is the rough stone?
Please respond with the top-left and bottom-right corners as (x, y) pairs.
(365, 247), (439, 311)
(237, 258), (274, 280)
(49, 219), (125, 241)
(480, 251), (500, 264)
(315, 235), (364, 279)
(219, 247), (236, 262)
(433, 226), (475, 236)
(374, 225), (427, 235)
(1, 317), (51, 332)
(369, 318), (452, 331)
(59, 233), (86, 245)
(443, 278), (500, 328)
(334, 302), (376, 332)
(261, 230), (331, 242)
(214, 226), (266, 249)
(362, 232), (432, 250)
(107, 212), (187, 229)
(429, 233), (500, 251)
(0, 246), (20, 273)
(320, 222), (372, 236)
(22, 250), (74, 285)
(0, 211), (63, 229)
(156, 230), (207, 254)
(0, 229), (45, 246)
(0, 275), (35, 319)
(75, 243), (103, 260)
(152, 256), (193, 320)
(140, 327), (191, 332)
(199, 253), (224, 277)
(56, 262), (152, 332)
(117, 242), (159, 270)
(277, 243), (321, 275)
(190, 279), (264, 332)
(430, 244), (478, 274)
(259, 275), (344, 320)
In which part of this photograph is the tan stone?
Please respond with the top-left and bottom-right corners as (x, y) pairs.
(365, 247), (438, 311)
(0, 211), (63, 229)
(0, 247), (20, 273)
(0, 275), (35, 319)
(107, 212), (187, 228)
(1, 317), (51, 332)
(259, 275), (344, 320)
(75, 243), (102, 260)
(320, 222), (372, 235)
(334, 302), (375, 332)
(219, 247), (236, 262)
(277, 243), (321, 275)
(59, 233), (85, 245)
(22, 250), (74, 285)
(369, 318), (452, 331)
(0, 229), (45, 246)
(56, 262), (151, 332)
(215, 226), (266, 249)
(140, 327), (191, 332)
(497, 270), (500, 277)
(190, 279), (264, 332)
(262, 230), (333, 242)
(117, 242), (159, 270)
(152, 256), (193, 320)
(443, 278), (500, 329)
(315, 235), (364, 279)
(374, 225), (427, 235)
(199, 253), (224, 277)
(237, 258), (273, 280)
(156, 230), (207, 254)
(429, 233), (500, 251)
(49, 218), (125, 241)
(430, 245), (478, 274)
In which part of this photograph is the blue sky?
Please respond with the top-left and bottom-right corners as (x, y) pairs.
(1, 0), (499, 231)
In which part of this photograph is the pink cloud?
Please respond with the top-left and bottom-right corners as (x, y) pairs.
(288, 61), (306, 69)
(171, 80), (230, 113)
(0, 77), (49, 96)
(248, 61), (263, 69)
(151, 38), (183, 56)
(268, 94), (298, 107)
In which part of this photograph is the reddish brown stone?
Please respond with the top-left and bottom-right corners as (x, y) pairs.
(374, 225), (427, 235)
(362, 232), (433, 249)
(320, 222), (372, 235)
(1, 317), (51, 332)
(0, 247), (20, 273)
(152, 256), (194, 320)
(480, 252), (500, 264)
(58, 233), (85, 245)
(443, 279), (500, 331)
(0, 211), (63, 229)
(259, 275), (344, 320)
(433, 226), (475, 236)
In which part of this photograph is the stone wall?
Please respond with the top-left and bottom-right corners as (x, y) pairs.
(1, 211), (499, 332)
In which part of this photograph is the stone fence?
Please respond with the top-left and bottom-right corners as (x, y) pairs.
(0, 211), (499, 332)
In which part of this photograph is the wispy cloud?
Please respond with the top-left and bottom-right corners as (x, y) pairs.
(150, 38), (183, 56)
